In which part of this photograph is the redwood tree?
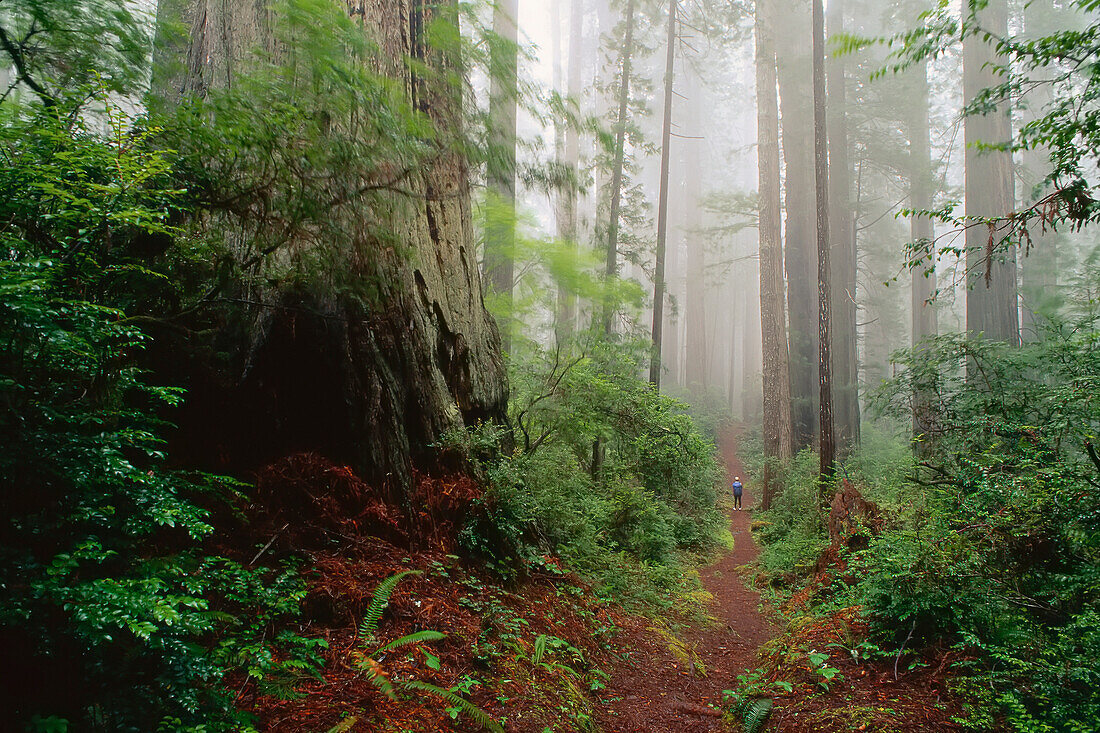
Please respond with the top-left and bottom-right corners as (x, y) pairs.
(171, 0), (508, 497)
(827, 0), (859, 453)
(649, 0), (678, 389)
(964, 0), (1019, 345)
(755, 0), (793, 509)
(776, 0), (817, 451)
(812, 0), (835, 478)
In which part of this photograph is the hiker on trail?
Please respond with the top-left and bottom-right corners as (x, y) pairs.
(732, 477), (743, 510)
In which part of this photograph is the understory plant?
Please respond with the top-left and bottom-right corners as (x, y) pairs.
(451, 335), (724, 611)
(0, 95), (321, 732)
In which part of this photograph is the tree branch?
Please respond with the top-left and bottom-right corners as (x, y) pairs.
(0, 24), (55, 109)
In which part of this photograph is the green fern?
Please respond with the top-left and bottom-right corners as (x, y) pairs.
(400, 680), (504, 733)
(374, 630), (448, 655)
(532, 633), (548, 666)
(742, 698), (773, 733)
(359, 570), (421, 640)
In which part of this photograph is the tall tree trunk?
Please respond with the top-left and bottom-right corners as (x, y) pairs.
(684, 72), (707, 392)
(664, 150), (686, 389)
(603, 0), (635, 334)
(555, 0), (583, 343)
(742, 273), (762, 419)
(728, 280), (739, 413)
(910, 57), (938, 450)
(648, 0), (677, 389)
(826, 0), (858, 454)
(813, 0), (835, 479)
(964, 0), (1019, 345)
(486, 0), (519, 353)
(1019, 0), (1063, 341)
(171, 0), (507, 499)
(776, 0), (817, 451)
(755, 0), (793, 509)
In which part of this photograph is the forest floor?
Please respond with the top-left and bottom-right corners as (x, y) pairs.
(590, 428), (772, 732)
(591, 428), (966, 733)
(245, 433), (966, 732)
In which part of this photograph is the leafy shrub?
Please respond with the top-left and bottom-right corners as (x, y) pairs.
(0, 102), (319, 731)
(856, 327), (1100, 730)
(451, 338), (723, 611)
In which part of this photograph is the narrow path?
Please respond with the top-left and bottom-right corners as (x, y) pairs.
(594, 428), (775, 732)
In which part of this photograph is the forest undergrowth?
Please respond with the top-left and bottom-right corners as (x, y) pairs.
(737, 323), (1100, 733)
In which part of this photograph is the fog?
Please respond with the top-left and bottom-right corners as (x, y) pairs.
(484, 0), (1096, 456)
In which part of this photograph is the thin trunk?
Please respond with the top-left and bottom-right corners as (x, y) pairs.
(684, 74), (707, 391)
(756, 0), (793, 509)
(648, 0), (677, 389)
(813, 0), (835, 479)
(910, 58), (938, 450)
(1019, 0), (1062, 341)
(486, 0), (519, 353)
(664, 156), (686, 389)
(729, 281), (739, 413)
(555, 0), (583, 343)
(826, 0), (858, 454)
(603, 0), (635, 334)
(743, 274), (762, 419)
(776, 0), (817, 451)
(964, 0), (1018, 345)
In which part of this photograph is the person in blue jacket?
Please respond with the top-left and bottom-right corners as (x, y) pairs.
(732, 477), (743, 510)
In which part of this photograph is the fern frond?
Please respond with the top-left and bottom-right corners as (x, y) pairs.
(359, 570), (421, 641)
(351, 651), (397, 700)
(743, 698), (773, 733)
(374, 630), (447, 655)
(400, 680), (504, 733)
(532, 633), (548, 666)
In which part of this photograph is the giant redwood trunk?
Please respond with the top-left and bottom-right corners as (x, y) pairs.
(169, 0), (507, 499)
(603, 0), (636, 333)
(776, 0), (817, 451)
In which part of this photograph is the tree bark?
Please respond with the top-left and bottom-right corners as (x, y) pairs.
(648, 0), (678, 389)
(755, 0), (793, 509)
(813, 0), (835, 479)
(826, 0), (858, 454)
(964, 0), (1019, 345)
(603, 0), (635, 334)
(485, 0), (519, 353)
(776, 0), (817, 451)
(170, 0), (507, 499)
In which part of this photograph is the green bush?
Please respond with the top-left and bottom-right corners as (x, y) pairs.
(452, 338), (723, 610)
(856, 327), (1100, 730)
(0, 102), (320, 732)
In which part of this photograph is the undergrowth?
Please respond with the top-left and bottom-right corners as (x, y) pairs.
(747, 325), (1100, 732)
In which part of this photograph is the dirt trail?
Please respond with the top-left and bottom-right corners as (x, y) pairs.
(594, 428), (774, 732)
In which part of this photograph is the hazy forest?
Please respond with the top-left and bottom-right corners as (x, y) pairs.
(3, 0), (1100, 730)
